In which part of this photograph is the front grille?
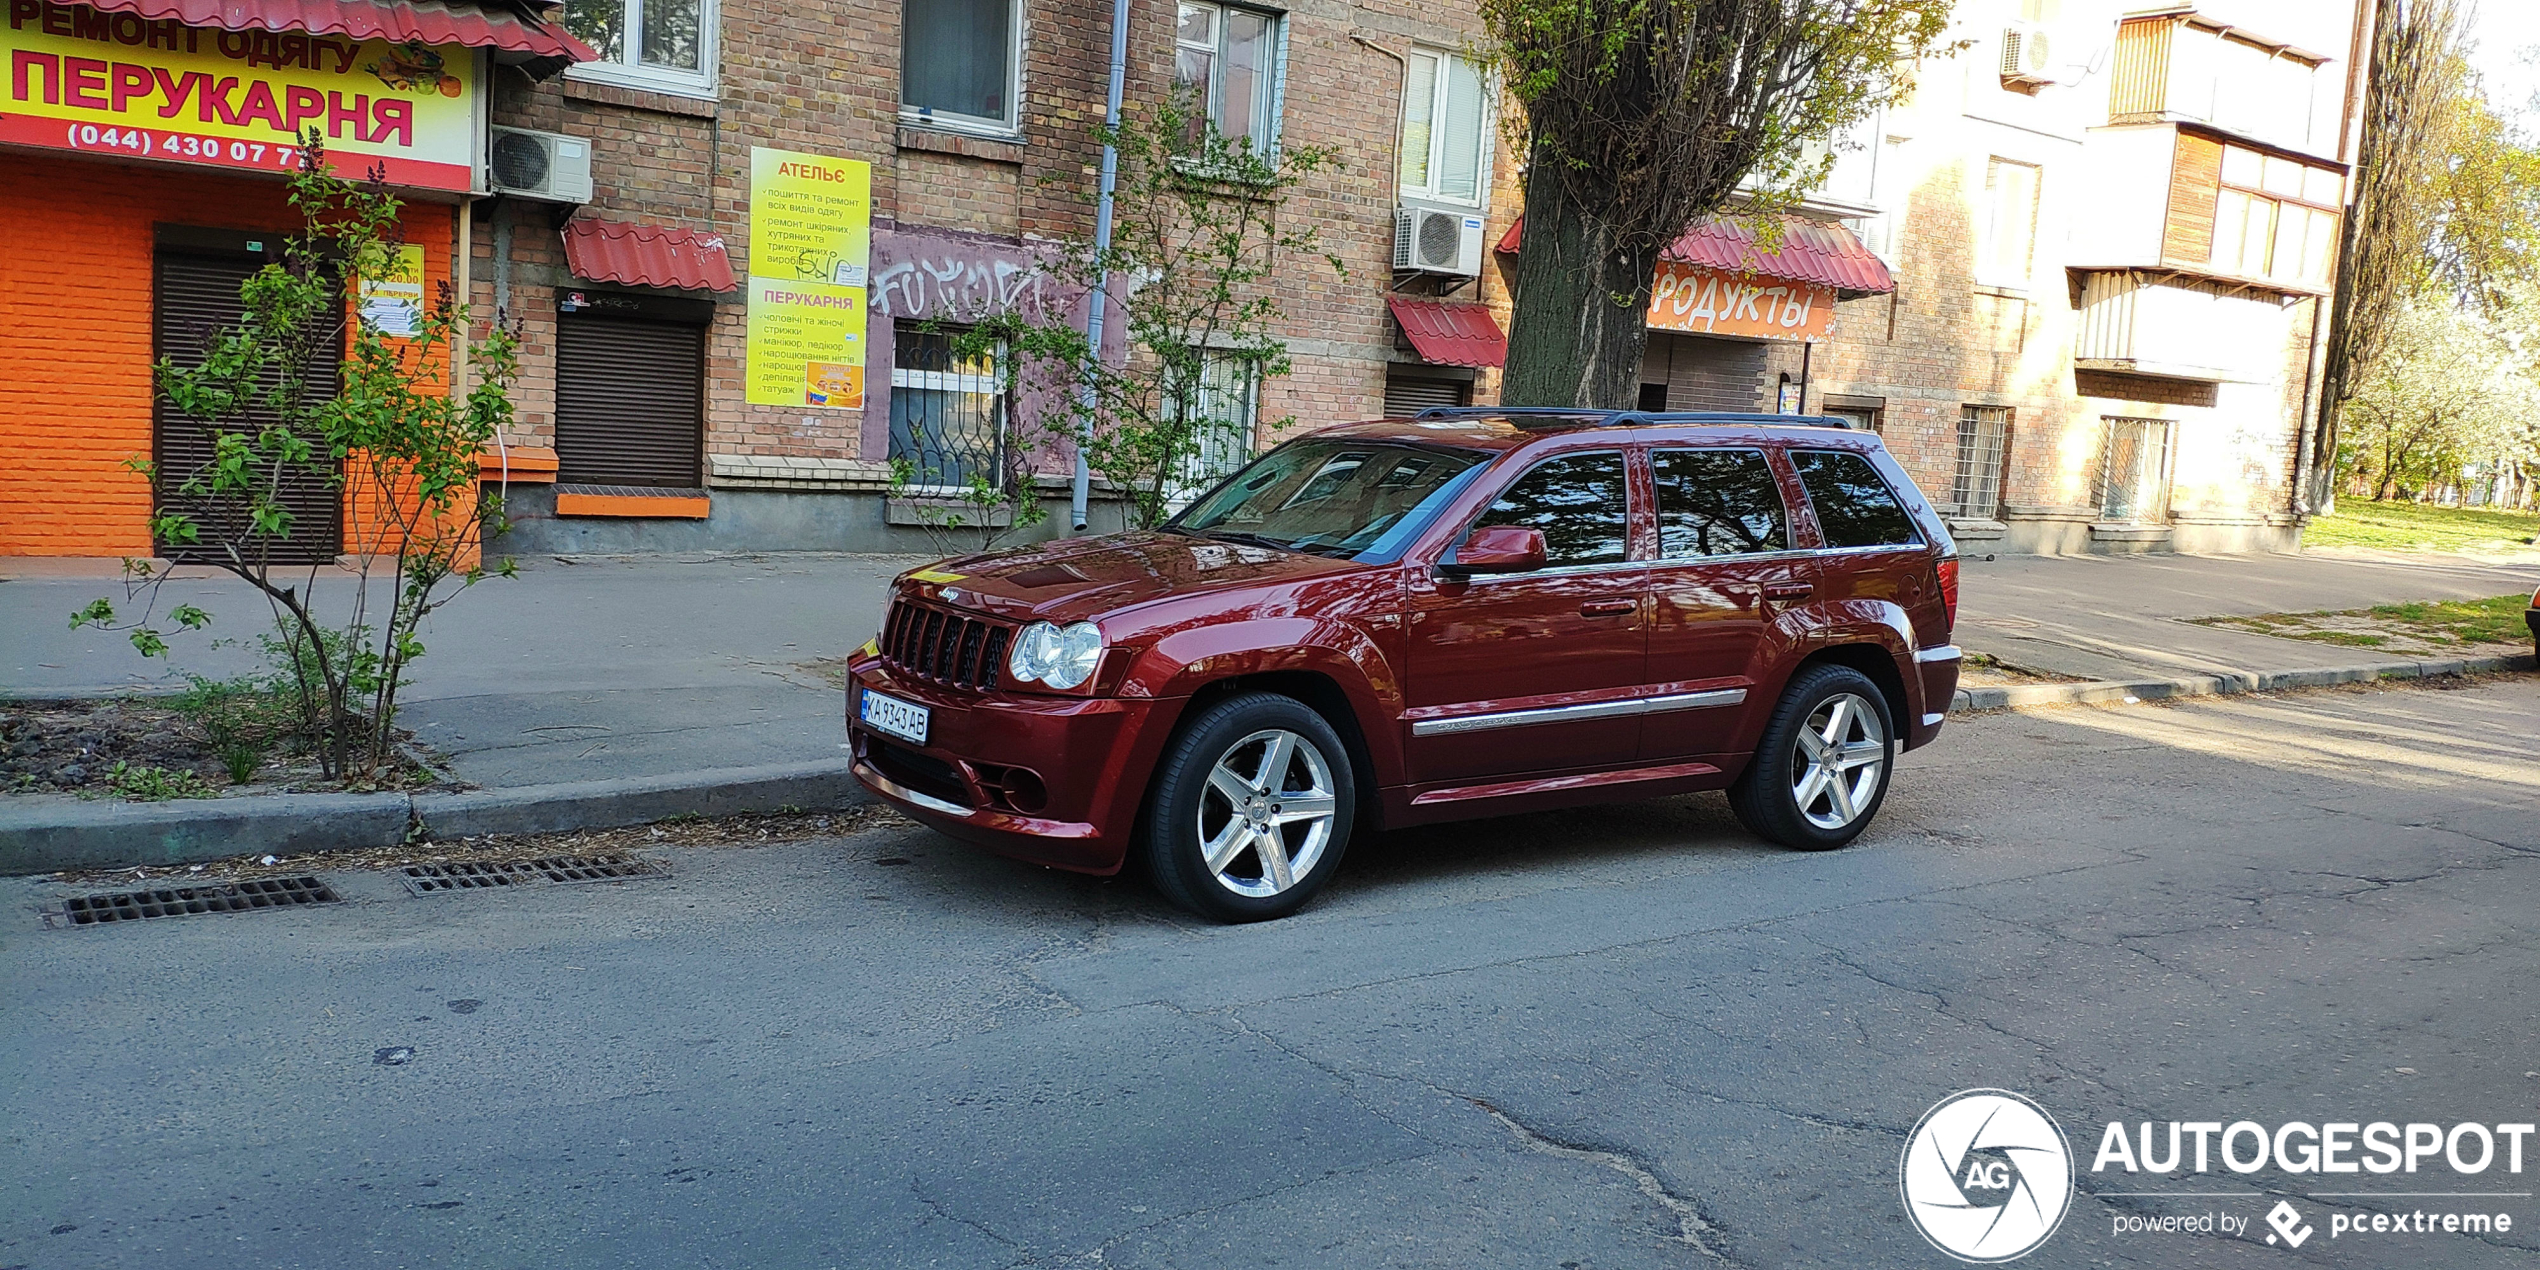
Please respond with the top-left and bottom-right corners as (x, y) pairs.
(879, 599), (1010, 691)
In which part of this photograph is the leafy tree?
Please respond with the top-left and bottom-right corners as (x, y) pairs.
(1479, 0), (1958, 408)
(950, 96), (1342, 531)
(2312, 0), (2472, 512)
(74, 135), (520, 780)
(2340, 297), (2530, 501)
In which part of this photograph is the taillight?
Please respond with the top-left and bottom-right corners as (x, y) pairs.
(1936, 556), (1961, 635)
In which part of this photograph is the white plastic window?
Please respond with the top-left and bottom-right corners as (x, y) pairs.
(1399, 49), (1491, 206)
(565, 0), (715, 97)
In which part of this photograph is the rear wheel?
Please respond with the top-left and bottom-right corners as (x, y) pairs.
(1728, 664), (1895, 851)
(1142, 693), (1355, 922)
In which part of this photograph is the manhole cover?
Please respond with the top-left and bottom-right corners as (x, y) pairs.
(44, 876), (339, 928)
(402, 854), (667, 895)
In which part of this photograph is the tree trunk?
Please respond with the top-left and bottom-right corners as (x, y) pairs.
(1500, 153), (1661, 410)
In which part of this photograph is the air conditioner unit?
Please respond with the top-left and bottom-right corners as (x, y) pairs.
(1999, 20), (2055, 86)
(485, 125), (594, 203)
(1393, 204), (1487, 278)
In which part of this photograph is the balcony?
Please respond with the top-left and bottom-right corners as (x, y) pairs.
(2073, 271), (2298, 384)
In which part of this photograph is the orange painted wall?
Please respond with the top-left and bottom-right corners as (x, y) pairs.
(0, 153), (453, 558)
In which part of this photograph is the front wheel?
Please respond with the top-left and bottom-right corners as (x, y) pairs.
(1142, 693), (1355, 922)
(1728, 665), (1895, 851)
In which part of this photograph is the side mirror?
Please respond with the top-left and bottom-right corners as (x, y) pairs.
(1438, 526), (1548, 581)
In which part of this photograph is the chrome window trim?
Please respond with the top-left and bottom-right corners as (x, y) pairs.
(1411, 688), (1746, 737)
(1463, 558), (1645, 583)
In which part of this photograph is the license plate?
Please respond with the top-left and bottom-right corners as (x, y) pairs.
(859, 688), (929, 745)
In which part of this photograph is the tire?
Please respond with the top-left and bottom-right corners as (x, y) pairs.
(1142, 692), (1356, 922)
(1728, 664), (1896, 851)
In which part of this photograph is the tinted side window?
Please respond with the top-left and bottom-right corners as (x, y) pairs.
(1652, 448), (1789, 558)
(1471, 452), (1628, 567)
(1791, 450), (1920, 549)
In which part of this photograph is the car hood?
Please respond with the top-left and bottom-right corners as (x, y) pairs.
(907, 532), (1369, 625)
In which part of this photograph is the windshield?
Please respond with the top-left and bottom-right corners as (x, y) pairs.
(1168, 438), (1492, 560)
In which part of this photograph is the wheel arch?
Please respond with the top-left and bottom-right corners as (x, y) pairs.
(1791, 642), (1911, 735)
(1178, 671), (1385, 832)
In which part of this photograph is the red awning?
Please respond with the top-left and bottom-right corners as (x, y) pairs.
(77, 0), (597, 66)
(562, 219), (738, 293)
(1496, 213), (1896, 296)
(1387, 296), (1506, 368)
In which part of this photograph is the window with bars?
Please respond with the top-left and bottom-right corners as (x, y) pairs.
(2098, 417), (2174, 523)
(890, 328), (1007, 495)
(1168, 350), (1260, 505)
(1949, 406), (2012, 519)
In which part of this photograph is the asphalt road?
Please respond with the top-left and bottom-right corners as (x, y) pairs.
(5, 677), (2538, 1269)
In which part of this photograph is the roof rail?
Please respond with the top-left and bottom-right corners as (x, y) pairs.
(1412, 406), (1613, 421)
(1412, 406), (1859, 430)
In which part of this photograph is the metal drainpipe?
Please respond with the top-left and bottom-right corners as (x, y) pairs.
(1073, 0), (1133, 533)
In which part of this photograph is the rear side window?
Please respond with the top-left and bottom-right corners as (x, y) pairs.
(1652, 448), (1788, 558)
(1791, 450), (1921, 549)
(1471, 451), (1628, 567)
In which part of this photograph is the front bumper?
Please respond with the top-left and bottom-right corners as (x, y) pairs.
(846, 657), (1170, 874)
(2526, 604), (2539, 653)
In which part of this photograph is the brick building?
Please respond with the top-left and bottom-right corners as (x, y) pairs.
(0, 0), (585, 559)
(1744, 0), (2368, 554)
(0, 0), (2369, 560)
(468, 0), (1528, 554)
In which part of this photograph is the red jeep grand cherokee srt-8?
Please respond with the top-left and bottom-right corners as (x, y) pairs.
(848, 409), (1962, 921)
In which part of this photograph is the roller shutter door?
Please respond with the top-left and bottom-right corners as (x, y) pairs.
(1659, 334), (1769, 413)
(153, 246), (344, 563)
(555, 312), (706, 487)
(1382, 371), (1472, 417)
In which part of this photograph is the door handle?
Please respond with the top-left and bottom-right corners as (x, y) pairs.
(1579, 598), (1639, 617)
(1764, 582), (1815, 602)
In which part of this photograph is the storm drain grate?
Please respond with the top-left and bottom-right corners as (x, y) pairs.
(401, 854), (667, 895)
(46, 876), (340, 928)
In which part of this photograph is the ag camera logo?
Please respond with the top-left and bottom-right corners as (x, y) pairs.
(1901, 1089), (2075, 1262)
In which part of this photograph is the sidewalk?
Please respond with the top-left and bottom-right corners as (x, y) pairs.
(5, 544), (2536, 871)
(8, 547), (2537, 784)
(1, 553), (917, 788)
(1954, 547), (2540, 690)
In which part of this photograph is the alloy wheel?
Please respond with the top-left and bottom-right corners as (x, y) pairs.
(1196, 728), (1337, 899)
(1789, 691), (1887, 830)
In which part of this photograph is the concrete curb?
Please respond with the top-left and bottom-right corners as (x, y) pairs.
(409, 759), (866, 840)
(0, 791), (411, 876)
(1949, 651), (2538, 712)
(0, 758), (867, 876)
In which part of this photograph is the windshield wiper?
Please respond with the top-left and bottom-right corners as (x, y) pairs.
(1197, 530), (1301, 553)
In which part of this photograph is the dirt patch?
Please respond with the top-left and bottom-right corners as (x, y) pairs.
(2188, 593), (2535, 660)
(50, 803), (920, 887)
(2, 697), (444, 800)
(1958, 651), (2086, 687)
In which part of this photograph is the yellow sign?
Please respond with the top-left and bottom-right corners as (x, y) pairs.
(357, 243), (427, 337)
(745, 146), (872, 409)
(3, 1), (479, 190)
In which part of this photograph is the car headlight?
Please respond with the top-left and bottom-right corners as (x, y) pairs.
(1008, 620), (1104, 690)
